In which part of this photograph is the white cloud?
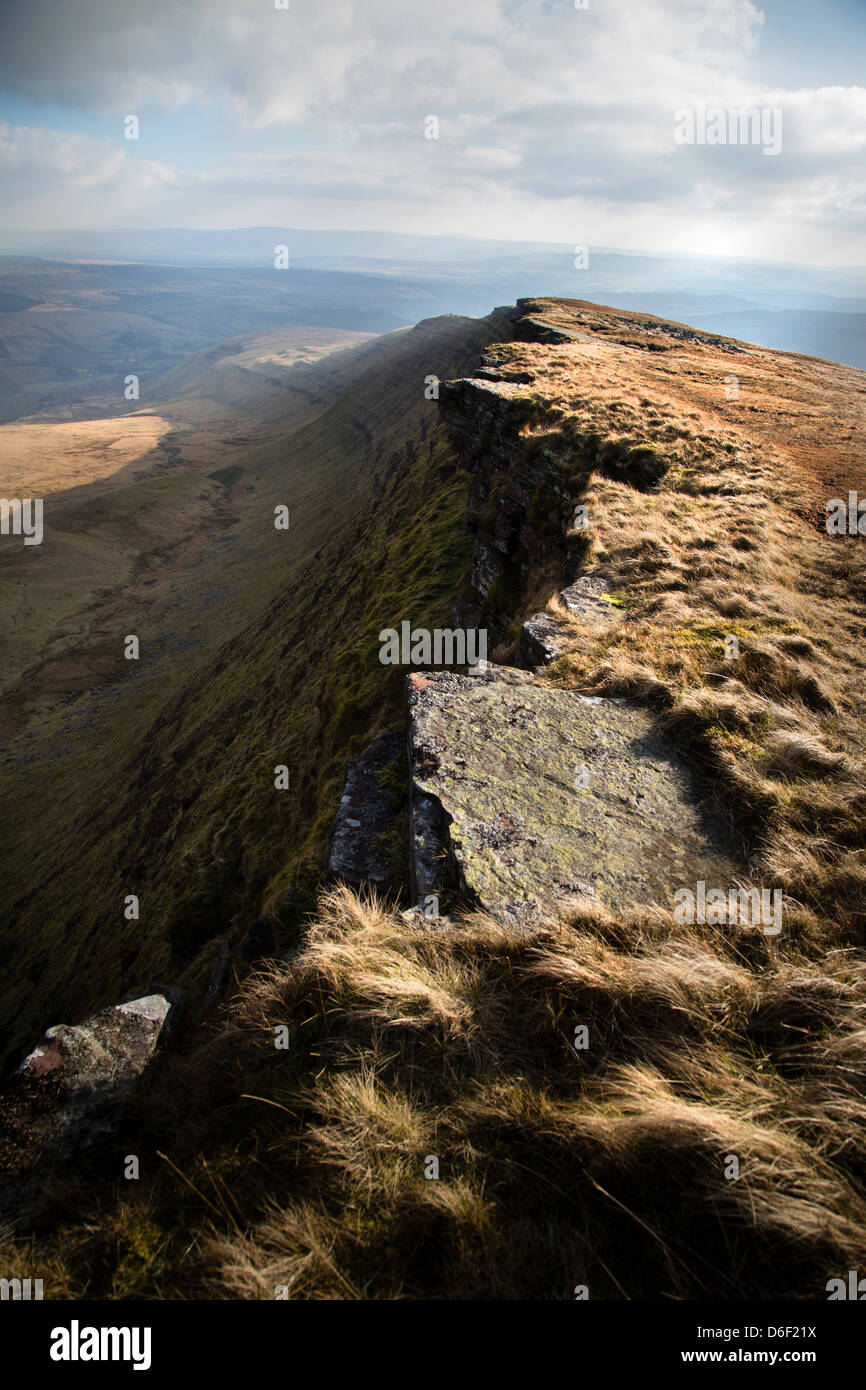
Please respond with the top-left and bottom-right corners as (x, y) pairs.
(0, 0), (863, 261)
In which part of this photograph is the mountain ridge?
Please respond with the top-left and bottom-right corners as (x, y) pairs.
(2, 294), (866, 1298)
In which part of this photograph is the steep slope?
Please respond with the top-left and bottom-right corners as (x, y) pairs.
(0, 308), (507, 1070)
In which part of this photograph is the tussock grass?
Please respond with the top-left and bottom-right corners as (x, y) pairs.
(8, 882), (866, 1299)
(201, 304), (866, 1299)
(513, 298), (866, 939)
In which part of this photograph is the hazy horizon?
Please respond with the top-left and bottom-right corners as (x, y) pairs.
(2, 225), (866, 276)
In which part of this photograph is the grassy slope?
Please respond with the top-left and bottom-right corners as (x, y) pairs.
(0, 310), (501, 1071)
(0, 259), (432, 421)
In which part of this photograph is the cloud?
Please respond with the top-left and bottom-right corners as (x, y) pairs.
(0, 0), (863, 260)
(0, 123), (177, 193)
(0, 0), (763, 122)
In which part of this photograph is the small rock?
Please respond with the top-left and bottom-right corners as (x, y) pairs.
(560, 575), (619, 627)
(518, 612), (566, 667)
(0, 992), (176, 1194)
(517, 578), (621, 669)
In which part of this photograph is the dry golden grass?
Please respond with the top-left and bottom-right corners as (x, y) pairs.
(499, 298), (866, 937)
(5, 862), (866, 1300)
(0, 413), (173, 495)
(189, 885), (866, 1297)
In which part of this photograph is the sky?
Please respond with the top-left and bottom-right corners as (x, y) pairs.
(0, 0), (864, 264)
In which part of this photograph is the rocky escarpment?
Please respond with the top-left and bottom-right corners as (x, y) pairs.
(4, 291), (864, 1303)
(438, 299), (668, 649)
(439, 350), (586, 644)
(324, 297), (753, 923)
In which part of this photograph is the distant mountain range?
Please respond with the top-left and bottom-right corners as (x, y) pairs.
(2, 227), (865, 369)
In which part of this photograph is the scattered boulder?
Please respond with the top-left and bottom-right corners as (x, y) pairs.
(518, 611), (568, 667)
(0, 992), (176, 1195)
(560, 575), (618, 623)
(517, 576), (621, 668)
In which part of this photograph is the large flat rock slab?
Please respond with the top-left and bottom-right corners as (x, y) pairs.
(408, 667), (743, 924)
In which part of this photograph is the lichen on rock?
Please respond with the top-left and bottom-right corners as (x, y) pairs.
(408, 665), (743, 925)
(518, 576), (621, 668)
(0, 992), (176, 1204)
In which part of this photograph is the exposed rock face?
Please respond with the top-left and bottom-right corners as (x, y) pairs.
(0, 993), (176, 1194)
(517, 576), (621, 668)
(327, 731), (408, 896)
(517, 611), (569, 668)
(408, 665), (743, 925)
(439, 373), (578, 641)
(511, 305), (578, 345)
(512, 295), (744, 353)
